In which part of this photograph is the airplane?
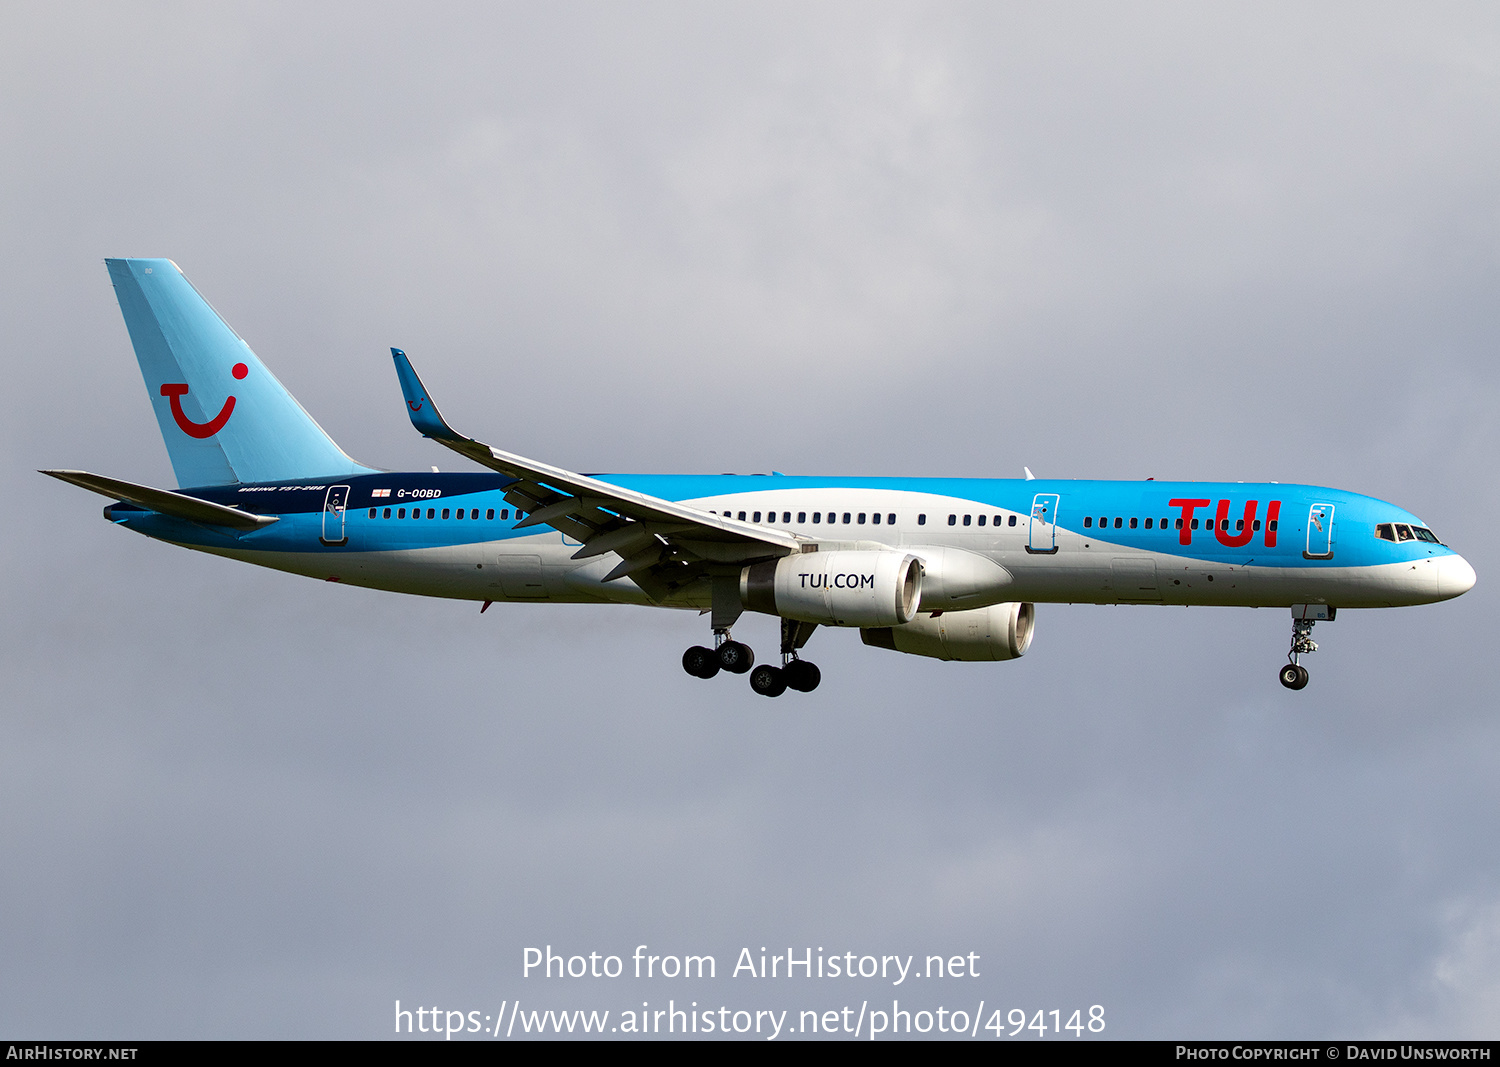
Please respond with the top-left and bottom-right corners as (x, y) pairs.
(43, 259), (1476, 696)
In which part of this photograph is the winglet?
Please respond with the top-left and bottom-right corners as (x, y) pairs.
(391, 348), (464, 442)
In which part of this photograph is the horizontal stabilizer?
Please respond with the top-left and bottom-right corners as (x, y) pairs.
(40, 469), (278, 530)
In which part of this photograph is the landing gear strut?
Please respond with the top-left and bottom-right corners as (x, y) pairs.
(748, 618), (821, 698)
(1278, 617), (1318, 690)
(682, 628), (752, 678)
(682, 618), (821, 696)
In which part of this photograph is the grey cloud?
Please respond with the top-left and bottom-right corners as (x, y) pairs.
(3, 1), (1499, 1039)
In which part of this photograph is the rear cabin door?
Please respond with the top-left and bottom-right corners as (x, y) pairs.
(1027, 493), (1060, 554)
(320, 485), (350, 546)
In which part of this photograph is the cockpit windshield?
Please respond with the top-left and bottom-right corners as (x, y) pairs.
(1375, 522), (1442, 545)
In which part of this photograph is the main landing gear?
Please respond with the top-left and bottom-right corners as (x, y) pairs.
(1278, 611), (1327, 690)
(683, 619), (821, 697)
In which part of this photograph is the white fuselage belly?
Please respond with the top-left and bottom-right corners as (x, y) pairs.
(180, 526), (1443, 612)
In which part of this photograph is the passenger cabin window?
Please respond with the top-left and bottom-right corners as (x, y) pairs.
(1129, 517), (1138, 529)
(384, 508), (391, 519)
(963, 515), (972, 526)
(1008, 515), (1017, 526)
(398, 508), (406, 518)
(1114, 518), (1123, 529)
(871, 513), (880, 524)
(798, 512), (806, 523)
(977, 515), (985, 526)
(753, 511), (761, 522)
(889, 513), (896, 524)
(1084, 517), (1093, 528)
(948, 514), (957, 525)
(442, 508), (450, 520)
(858, 513), (866, 524)
(918, 514), (926, 525)
(368, 508), (377, 518)
(487, 509), (496, 520)
(843, 512), (851, 524)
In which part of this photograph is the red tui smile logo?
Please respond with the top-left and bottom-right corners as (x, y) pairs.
(161, 362), (247, 438)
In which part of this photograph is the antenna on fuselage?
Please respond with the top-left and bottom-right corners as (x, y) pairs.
(1023, 466), (1035, 480)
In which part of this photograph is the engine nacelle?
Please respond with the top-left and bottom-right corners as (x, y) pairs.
(741, 550), (923, 627)
(861, 602), (1035, 661)
(906, 546), (1014, 611)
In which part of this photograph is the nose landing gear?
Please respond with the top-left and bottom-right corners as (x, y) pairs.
(1278, 610), (1326, 690)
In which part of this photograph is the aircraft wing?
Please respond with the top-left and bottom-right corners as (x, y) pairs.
(40, 469), (279, 530)
(390, 349), (801, 596)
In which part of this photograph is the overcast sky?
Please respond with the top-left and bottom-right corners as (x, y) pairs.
(4, 1), (1500, 1040)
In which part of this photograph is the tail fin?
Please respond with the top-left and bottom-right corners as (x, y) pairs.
(106, 258), (375, 486)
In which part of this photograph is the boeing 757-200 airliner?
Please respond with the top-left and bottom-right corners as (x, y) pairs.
(43, 259), (1476, 696)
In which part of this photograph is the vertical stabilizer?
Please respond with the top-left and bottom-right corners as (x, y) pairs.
(106, 258), (374, 487)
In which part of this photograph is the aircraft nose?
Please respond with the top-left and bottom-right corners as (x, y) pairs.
(1437, 553), (1477, 598)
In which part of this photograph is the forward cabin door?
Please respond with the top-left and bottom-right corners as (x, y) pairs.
(320, 485), (350, 546)
(1027, 493), (1060, 554)
(1304, 503), (1335, 559)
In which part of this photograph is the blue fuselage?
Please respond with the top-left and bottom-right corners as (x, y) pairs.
(103, 473), (1474, 612)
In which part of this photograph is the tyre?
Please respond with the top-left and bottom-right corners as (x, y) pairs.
(682, 646), (719, 678)
(1279, 663), (1301, 689)
(718, 640), (755, 674)
(750, 664), (786, 697)
(1292, 664), (1310, 690)
(783, 660), (821, 692)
